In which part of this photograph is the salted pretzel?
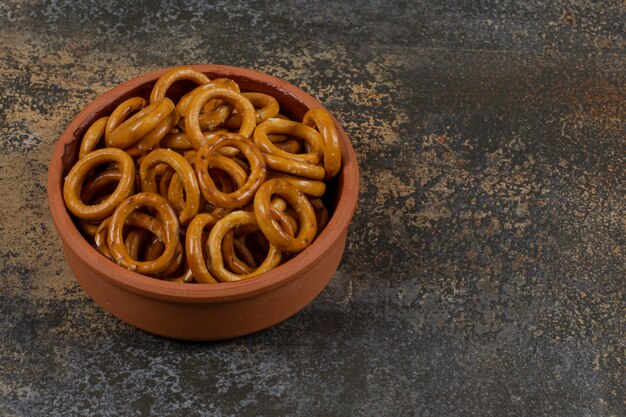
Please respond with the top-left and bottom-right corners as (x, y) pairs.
(64, 148), (136, 222)
(79, 117), (108, 159)
(302, 108), (342, 180)
(254, 118), (324, 165)
(222, 231), (254, 275)
(195, 133), (266, 208)
(141, 234), (184, 277)
(125, 110), (178, 158)
(149, 66), (211, 103)
(104, 97), (146, 142)
(263, 153), (325, 180)
(253, 179), (317, 253)
(223, 92), (279, 128)
(185, 86), (256, 149)
(108, 192), (181, 275)
(80, 168), (123, 205)
(265, 171), (326, 197)
(139, 148), (200, 225)
(185, 213), (219, 284)
(106, 98), (175, 149)
(207, 211), (282, 282)
(310, 198), (330, 236)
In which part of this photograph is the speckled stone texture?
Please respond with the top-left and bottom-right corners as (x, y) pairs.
(0, 1), (624, 416)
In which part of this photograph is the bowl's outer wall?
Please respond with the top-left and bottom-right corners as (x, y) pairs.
(63, 235), (346, 340)
(47, 65), (359, 340)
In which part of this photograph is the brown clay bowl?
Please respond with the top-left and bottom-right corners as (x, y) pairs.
(47, 64), (359, 340)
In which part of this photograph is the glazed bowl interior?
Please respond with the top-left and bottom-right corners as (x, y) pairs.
(48, 65), (359, 302)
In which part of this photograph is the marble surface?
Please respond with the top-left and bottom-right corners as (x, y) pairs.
(0, 1), (624, 416)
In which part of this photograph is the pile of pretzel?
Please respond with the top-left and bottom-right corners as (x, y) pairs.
(63, 67), (341, 283)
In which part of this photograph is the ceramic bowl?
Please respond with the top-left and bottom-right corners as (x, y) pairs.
(47, 64), (359, 340)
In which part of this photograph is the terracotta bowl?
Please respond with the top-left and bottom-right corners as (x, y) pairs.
(47, 64), (359, 340)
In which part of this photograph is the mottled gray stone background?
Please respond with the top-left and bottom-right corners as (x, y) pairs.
(0, 1), (624, 416)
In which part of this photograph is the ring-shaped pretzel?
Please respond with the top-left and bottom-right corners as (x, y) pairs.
(185, 213), (219, 284)
(273, 138), (301, 154)
(104, 211), (184, 277)
(263, 153), (325, 180)
(223, 92), (279, 128)
(142, 233), (184, 277)
(150, 66), (211, 103)
(253, 118), (324, 165)
(195, 133), (266, 209)
(63, 148), (136, 222)
(108, 192), (180, 275)
(80, 168), (123, 204)
(105, 97), (146, 142)
(106, 98), (175, 149)
(126, 110), (179, 158)
(124, 228), (148, 261)
(302, 108), (342, 180)
(208, 211), (282, 282)
(253, 179), (317, 253)
(176, 79), (240, 131)
(139, 149), (200, 225)
(186, 86), (256, 149)
(95, 211), (170, 261)
(266, 171), (326, 197)
(222, 231), (254, 275)
(79, 117), (108, 159)
(310, 197), (330, 236)
(233, 236), (258, 268)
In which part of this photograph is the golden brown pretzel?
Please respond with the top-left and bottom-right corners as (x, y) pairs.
(266, 171), (326, 197)
(222, 231), (254, 275)
(170, 268), (195, 283)
(195, 133), (266, 209)
(303, 108), (342, 180)
(177, 78), (241, 114)
(126, 110), (178, 158)
(310, 198), (330, 235)
(223, 92), (280, 128)
(208, 211), (282, 282)
(64, 148), (136, 222)
(79, 117), (108, 159)
(79, 220), (100, 238)
(176, 79), (240, 130)
(185, 86), (256, 149)
(106, 98), (175, 149)
(142, 234), (184, 277)
(80, 168), (123, 204)
(273, 138), (301, 154)
(124, 228), (148, 261)
(167, 173), (185, 213)
(263, 153), (325, 180)
(185, 213), (219, 284)
(160, 132), (194, 150)
(108, 192), (180, 275)
(253, 118), (324, 165)
(139, 149), (200, 225)
(269, 206), (298, 241)
(233, 236), (258, 269)
(157, 165), (175, 199)
(160, 131), (240, 155)
(150, 66), (210, 103)
(94, 217), (113, 259)
(253, 179), (317, 253)
(95, 212), (160, 261)
(105, 97), (146, 142)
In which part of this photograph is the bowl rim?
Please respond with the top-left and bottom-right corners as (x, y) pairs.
(47, 64), (359, 303)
